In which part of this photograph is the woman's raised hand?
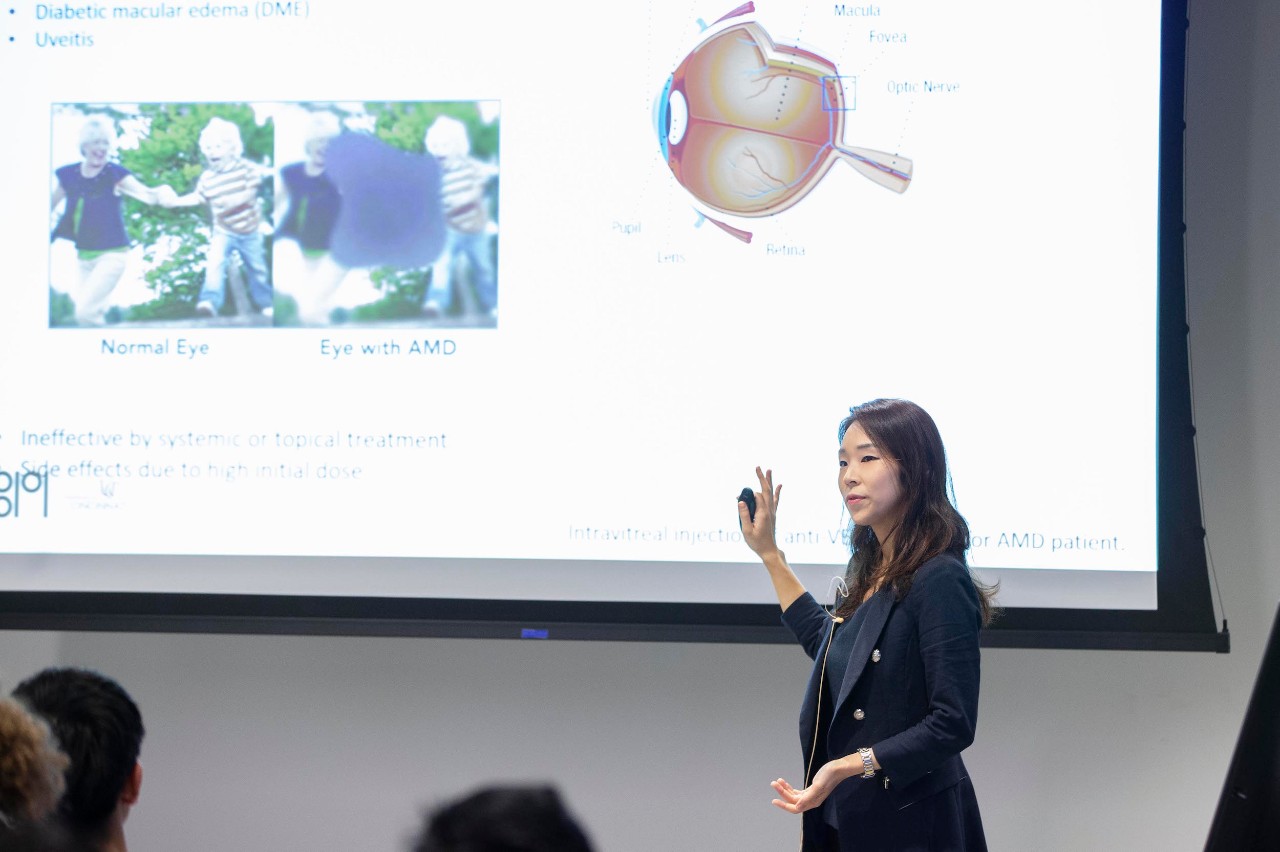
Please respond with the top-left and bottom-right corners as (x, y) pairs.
(738, 466), (782, 559)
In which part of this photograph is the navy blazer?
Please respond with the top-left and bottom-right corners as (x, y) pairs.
(781, 554), (986, 851)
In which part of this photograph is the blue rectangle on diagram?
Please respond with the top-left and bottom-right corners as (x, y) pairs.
(821, 76), (857, 111)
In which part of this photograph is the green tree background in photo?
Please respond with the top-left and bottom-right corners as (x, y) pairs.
(117, 103), (274, 320)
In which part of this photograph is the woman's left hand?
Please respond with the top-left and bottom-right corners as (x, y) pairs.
(770, 757), (856, 814)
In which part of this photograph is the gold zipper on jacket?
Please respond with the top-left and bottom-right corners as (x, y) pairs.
(799, 614), (842, 852)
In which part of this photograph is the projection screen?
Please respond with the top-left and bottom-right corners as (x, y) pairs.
(0, 0), (1225, 650)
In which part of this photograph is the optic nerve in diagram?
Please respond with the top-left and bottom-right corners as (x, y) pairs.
(656, 9), (912, 238)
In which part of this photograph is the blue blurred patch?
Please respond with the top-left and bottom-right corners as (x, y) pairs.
(324, 133), (447, 269)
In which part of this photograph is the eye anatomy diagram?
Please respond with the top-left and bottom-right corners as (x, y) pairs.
(656, 5), (912, 242)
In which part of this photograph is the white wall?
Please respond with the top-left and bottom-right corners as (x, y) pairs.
(4, 1), (1277, 849)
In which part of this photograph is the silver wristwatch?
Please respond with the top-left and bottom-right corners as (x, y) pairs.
(858, 747), (876, 779)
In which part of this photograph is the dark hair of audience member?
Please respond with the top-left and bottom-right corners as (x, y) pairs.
(414, 785), (595, 852)
(0, 821), (89, 852)
(11, 669), (144, 841)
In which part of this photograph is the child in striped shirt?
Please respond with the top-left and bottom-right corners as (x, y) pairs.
(161, 117), (273, 318)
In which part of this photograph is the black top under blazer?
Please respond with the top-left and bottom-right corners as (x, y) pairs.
(781, 554), (987, 851)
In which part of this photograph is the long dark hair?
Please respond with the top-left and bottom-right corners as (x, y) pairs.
(833, 399), (997, 624)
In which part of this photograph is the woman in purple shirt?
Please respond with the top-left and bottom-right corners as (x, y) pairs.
(51, 115), (170, 325)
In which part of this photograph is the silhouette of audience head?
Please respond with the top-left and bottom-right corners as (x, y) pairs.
(414, 785), (595, 852)
(12, 668), (144, 850)
(0, 696), (69, 823)
(0, 696), (82, 852)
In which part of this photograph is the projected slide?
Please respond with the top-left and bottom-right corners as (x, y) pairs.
(1, 0), (1162, 609)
